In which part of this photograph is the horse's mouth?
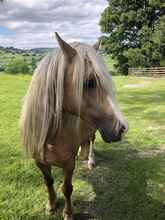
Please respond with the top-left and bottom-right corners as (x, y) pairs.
(98, 127), (122, 143)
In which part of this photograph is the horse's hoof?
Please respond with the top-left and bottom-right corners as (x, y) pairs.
(81, 160), (95, 170)
(45, 201), (57, 214)
(88, 158), (95, 170)
(88, 162), (95, 170)
(63, 213), (74, 220)
(63, 209), (74, 220)
(81, 160), (89, 169)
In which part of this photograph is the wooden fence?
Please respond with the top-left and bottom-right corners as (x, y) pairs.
(128, 67), (165, 76)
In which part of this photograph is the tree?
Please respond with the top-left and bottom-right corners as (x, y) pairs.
(31, 56), (37, 71)
(6, 58), (30, 74)
(100, 0), (165, 74)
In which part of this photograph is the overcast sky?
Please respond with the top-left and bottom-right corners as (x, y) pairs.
(0, 0), (108, 49)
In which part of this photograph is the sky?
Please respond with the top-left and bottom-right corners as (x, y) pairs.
(0, 0), (108, 49)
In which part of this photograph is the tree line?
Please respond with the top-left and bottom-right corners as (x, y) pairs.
(100, 0), (165, 74)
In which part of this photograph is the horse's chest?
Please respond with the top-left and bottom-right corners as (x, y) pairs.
(44, 144), (75, 167)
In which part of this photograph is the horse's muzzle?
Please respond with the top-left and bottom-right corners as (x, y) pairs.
(98, 121), (128, 143)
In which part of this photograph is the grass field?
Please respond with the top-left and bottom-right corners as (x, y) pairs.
(0, 74), (165, 220)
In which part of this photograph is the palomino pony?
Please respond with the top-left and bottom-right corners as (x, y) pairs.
(20, 33), (128, 220)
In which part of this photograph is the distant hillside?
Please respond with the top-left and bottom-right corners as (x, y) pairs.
(0, 46), (54, 54)
(30, 48), (54, 54)
(0, 46), (55, 73)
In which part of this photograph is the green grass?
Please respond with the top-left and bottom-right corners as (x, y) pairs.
(0, 74), (165, 220)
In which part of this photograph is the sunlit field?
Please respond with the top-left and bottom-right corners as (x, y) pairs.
(0, 74), (165, 220)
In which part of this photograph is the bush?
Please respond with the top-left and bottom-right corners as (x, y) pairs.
(6, 58), (30, 74)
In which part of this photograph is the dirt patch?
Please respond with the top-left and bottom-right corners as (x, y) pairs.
(125, 147), (165, 159)
(147, 125), (165, 131)
(124, 82), (151, 89)
(138, 147), (165, 158)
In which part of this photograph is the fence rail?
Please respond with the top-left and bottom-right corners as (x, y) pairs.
(128, 67), (165, 76)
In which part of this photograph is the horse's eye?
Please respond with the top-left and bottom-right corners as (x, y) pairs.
(83, 78), (96, 90)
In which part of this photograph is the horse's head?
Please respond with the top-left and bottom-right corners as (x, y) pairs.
(56, 33), (128, 143)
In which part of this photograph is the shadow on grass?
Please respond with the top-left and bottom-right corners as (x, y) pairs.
(8, 143), (165, 220)
(74, 144), (165, 220)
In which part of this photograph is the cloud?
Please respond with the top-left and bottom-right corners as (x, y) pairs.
(0, 0), (107, 48)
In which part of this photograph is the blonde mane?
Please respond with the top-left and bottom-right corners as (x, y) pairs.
(20, 43), (116, 159)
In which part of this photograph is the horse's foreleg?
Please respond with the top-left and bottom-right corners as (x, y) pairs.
(62, 161), (75, 220)
(88, 133), (96, 170)
(78, 133), (96, 170)
(78, 141), (90, 161)
(35, 161), (57, 213)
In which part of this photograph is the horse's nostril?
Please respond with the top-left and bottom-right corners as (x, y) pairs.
(120, 128), (124, 135)
(122, 125), (126, 131)
(120, 124), (127, 135)
(121, 121), (128, 133)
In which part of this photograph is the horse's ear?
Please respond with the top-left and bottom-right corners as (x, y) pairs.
(55, 32), (76, 60)
(93, 37), (102, 51)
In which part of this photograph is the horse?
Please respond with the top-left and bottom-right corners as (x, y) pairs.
(20, 32), (128, 220)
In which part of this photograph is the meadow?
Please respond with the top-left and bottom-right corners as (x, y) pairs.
(0, 73), (165, 220)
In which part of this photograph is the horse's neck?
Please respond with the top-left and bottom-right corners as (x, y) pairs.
(43, 112), (95, 166)
(60, 112), (95, 145)
(47, 112), (95, 147)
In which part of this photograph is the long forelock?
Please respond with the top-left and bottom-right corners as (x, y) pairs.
(73, 43), (116, 99)
(73, 43), (123, 129)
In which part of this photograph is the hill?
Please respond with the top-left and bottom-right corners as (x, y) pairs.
(0, 46), (54, 73)
(0, 46), (54, 54)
